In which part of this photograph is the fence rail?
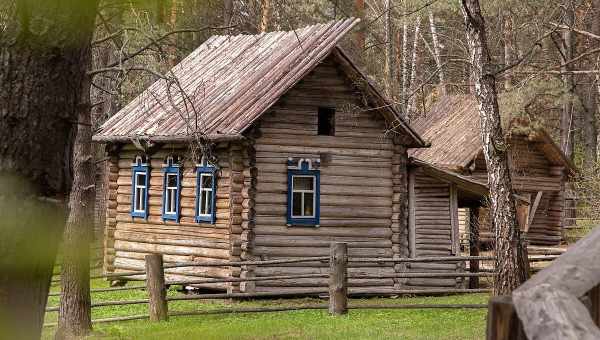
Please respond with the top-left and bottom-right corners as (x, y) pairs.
(45, 245), (559, 328)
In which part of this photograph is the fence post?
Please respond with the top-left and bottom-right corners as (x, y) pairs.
(145, 253), (168, 321)
(329, 242), (348, 316)
(486, 296), (526, 340)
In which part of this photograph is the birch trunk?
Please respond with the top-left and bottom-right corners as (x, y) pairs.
(560, 1), (576, 160)
(407, 16), (422, 118)
(384, 0), (394, 96)
(428, 10), (445, 95)
(460, 0), (527, 295)
(401, 1), (409, 118)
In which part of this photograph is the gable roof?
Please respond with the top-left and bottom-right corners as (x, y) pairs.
(410, 95), (575, 173)
(93, 19), (425, 147)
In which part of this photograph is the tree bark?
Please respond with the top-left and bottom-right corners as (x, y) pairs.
(354, 0), (365, 50)
(560, 2), (576, 161)
(56, 83), (95, 339)
(407, 16), (422, 118)
(0, 1), (98, 338)
(224, 0), (233, 26)
(401, 2), (409, 118)
(581, 0), (600, 171)
(384, 0), (394, 97)
(428, 10), (445, 95)
(460, 0), (527, 295)
(260, 0), (271, 33)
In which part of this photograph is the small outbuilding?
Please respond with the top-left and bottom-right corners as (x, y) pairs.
(410, 95), (576, 246)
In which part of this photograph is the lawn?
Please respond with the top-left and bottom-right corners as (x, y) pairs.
(44, 278), (489, 339)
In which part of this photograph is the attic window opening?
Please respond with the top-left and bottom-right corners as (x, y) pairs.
(318, 107), (335, 136)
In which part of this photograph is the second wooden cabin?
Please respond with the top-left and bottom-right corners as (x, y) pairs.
(410, 95), (576, 247)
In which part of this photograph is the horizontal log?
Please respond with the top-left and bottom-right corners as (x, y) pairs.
(114, 240), (230, 259)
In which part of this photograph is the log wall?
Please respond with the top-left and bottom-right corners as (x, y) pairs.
(408, 167), (463, 288)
(249, 57), (400, 293)
(469, 135), (566, 246)
(104, 143), (233, 289)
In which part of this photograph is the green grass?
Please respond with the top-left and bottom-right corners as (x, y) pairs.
(43, 279), (488, 340)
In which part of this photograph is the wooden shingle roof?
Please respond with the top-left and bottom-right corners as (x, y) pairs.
(410, 95), (575, 173)
(93, 19), (425, 147)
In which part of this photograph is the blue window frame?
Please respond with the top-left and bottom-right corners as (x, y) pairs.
(287, 158), (320, 226)
(162, 156), (182, 221)
(195, 158), (217, 224)
(131, 156), (150, 219)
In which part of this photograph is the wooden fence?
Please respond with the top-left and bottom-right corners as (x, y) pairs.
(486, 227), (600, 340)
(45, 243), (557, 327)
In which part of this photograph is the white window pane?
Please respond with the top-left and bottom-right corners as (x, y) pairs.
(293, 177), (313, 190)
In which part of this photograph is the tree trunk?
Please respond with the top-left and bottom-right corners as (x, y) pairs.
(354, 0), (365, 50)
(0, 1), (98, 338)
(260, 0), (271, 33)
(428, 10), (445, 95)
(56, 84), (95, 339)
(224, 0), (233, 26)
(384, 0), (394, 96)
(502, 10), (515, 90)
(460, 0), (527, 295)
(401, 2), (409, 118)
(581, 0), (600, 171)
(560, 2), (576, 161)
(407, 16), (422, 118)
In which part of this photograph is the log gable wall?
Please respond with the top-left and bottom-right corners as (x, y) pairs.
(248, 57), (405, 293)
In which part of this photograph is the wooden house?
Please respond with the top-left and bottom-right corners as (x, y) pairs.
(410, 95), (576, 246)
(93, 20), (494, 293)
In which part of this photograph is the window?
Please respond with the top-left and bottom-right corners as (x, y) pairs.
(162, 156), (181, 221)
(318, 107), (335, 136)
(131, 156), (150, 219)
(196, 158), (217, 224)
(287, 158), (320, 226)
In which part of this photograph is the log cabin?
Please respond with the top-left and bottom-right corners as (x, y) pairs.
(410, 95), (576, 247)
(93, 20), (492, 293)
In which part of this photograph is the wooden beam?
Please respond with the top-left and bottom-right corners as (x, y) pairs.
(526, 191), (543, 232)
(408, 170), (416, 258)
(449, 184), (459, 255)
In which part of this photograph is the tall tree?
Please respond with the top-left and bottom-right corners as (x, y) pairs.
(407, 15), (422, 117)
(460, 0), (528, 295)
(56, 86), (95, 339)
(559, 1), (576, 160)
(428, 9), (445, 95)
(0, 0), (98, 338)
(384, 0), (394, 95)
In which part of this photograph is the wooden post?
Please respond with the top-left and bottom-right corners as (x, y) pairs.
(329, 242), (348, 316)
(486, 296), (527, 340)
(145, 253), (168, 321)
(469, 208), (480, 289)
(590, 284), (600, 327)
